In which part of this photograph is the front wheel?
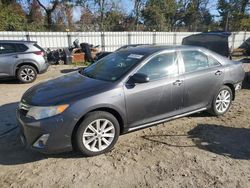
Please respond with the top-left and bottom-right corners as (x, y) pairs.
(75, 111), (120, 157)
(209, 86), (233, 116)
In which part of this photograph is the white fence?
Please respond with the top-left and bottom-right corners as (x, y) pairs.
(0, 31), (249, 51)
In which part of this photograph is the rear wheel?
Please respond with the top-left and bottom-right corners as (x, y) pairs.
(209, 85), (233, 116)
(75, 111), (120, 157)
(17, 65), (37, 83)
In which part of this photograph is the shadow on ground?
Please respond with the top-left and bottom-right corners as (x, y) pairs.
(60, 68), (81, 74)
(242, 74), (250, 89)
(0, 102), (18, 134)
(188, 124), (250, 160)
(0, 128), (83, 165)
(142, 134), (196, 147)
(0, 77), (19, 84)
(143, 124), (250, 160)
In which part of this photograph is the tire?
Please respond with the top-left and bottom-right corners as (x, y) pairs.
(208, 85), (233, 116)
(17, 65), (37, 83)
(75, 111), (120, 157)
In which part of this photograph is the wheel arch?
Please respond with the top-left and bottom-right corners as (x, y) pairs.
(224, 83), (235, 100)
(71, 107), (125, 149)
(15, 62), (39, 76)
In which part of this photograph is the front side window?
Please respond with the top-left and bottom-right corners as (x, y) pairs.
(137, 52), (178, 81)
(0, 43), (16, 54)
(181, 50), (210, 73)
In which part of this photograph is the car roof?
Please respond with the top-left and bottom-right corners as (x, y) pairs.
(119, 45), (203, 55)
(0, 40), (37, 44)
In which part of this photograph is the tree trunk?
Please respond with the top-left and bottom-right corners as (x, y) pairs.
(46, 11), (53, 31)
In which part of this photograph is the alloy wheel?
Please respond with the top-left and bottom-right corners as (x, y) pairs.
(20, 68), (35, 82)
(82, 119), (115, 152)
(215, 89), (231, 113)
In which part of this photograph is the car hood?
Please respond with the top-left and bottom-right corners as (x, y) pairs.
(21, 72), (113, 106)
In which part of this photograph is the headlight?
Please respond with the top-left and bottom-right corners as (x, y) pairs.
(26, 104), (69, 120)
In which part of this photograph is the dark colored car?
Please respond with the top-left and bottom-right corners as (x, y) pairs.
(0, 40), (48, 83)
(239, 37), (250, 56)
(17, 45), (245, 156)
(182, 32), (231, 57)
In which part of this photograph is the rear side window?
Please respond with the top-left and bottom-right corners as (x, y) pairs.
(137, 52), (178, 81)
(33, 43), (44, 51)
(181, 50), (209, 73)
(15, 43), (28, 52)
(0, 43), (16, 54)
(208, 56), (221, 67)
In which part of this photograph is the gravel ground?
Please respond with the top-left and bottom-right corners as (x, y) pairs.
(0, 64), (250, 188)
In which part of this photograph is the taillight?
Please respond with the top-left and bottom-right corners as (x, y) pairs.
(34, 51), (44, 56)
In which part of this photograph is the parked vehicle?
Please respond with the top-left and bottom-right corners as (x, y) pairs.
(182, 32), (231, 57)
(0, 40), (48, 83)
(233, 37), (250, 56)
(17, 45), (245, 156)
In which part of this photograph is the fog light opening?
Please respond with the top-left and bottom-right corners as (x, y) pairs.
(33, 134), (50, 149)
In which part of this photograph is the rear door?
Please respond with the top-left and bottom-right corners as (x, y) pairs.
(0, 43), (18, 76)
(124, 51), (184, 128)
(179, 50), (224, 112)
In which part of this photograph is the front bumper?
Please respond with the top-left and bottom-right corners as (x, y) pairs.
(16, 109), (74, 154)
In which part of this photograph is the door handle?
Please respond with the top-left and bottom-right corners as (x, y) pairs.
(215, 70), (222, 75)
(14, 55), (18, 58)
(173, 80), (182, 86)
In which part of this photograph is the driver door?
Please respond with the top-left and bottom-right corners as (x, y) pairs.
(124, 52), (184, 128)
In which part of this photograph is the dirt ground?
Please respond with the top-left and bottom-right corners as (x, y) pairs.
(0, 63), (250, 188)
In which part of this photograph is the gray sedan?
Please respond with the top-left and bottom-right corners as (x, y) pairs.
(17, 45), (245, 156)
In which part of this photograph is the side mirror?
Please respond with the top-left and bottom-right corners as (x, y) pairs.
(130, 73), (150, 84)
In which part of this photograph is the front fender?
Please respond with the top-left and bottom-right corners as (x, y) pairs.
(14, 59), (40, 73)
(66, 90), (127, 135)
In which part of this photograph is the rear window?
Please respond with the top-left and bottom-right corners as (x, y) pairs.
(33, 43), (44, 51)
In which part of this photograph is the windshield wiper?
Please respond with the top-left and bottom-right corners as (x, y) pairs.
(82, 70), (94, 79)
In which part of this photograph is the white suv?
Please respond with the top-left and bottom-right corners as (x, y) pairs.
(0, 40), (49, 83)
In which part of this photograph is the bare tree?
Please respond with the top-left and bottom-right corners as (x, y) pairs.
(94, 0), (106, 31)
(133, 0), (146, 30)
(36, 0), (59, 30)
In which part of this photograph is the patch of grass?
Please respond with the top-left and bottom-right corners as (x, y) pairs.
(71, 61), (91, 67)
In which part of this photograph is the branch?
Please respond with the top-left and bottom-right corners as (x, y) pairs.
(51, 0), (59, 12)
(36, 0), (48, 11)
(36, 0), (59, 12)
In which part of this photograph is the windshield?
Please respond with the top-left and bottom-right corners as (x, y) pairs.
(82, 51), (145, 82)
